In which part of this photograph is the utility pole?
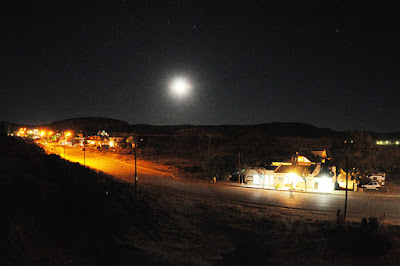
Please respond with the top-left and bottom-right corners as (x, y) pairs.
(343, 138), (354, 221)
(208, 135), (211, 180)
(238, 152), (241, 185)
(83, 145), (86, 167)
(344, 155), (349, 220)
(134, 133), (138, 197)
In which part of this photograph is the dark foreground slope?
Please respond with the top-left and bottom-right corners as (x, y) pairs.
(0, 136), (153, 265)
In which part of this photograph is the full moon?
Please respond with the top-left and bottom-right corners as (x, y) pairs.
(170, 77), (191, 98)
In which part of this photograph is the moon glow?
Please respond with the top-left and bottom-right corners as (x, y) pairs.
(170, 77), (191, 98)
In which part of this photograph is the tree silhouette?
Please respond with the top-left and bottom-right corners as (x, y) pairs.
(331, 131), (379, 177)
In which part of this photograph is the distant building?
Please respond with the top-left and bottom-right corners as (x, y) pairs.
(291, 154), (313, 166)
(311, 149), (329, 163)
(244, 167), (275, 187)
(109, 137), (124, 147)
(334, 169), (355, 190)
(87, 135), (108, 147)
(271, 161), (292, 167)
(243, 153), (336, 192)
(311, 149), (327, 158)
(274, 164), (322, 190)
(97, 130), (109, 137)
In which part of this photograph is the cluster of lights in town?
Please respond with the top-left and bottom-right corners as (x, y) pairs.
(14, 128), (123, 149)
(16, 128), (58, 138)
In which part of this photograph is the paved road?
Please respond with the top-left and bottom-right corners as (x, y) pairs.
(43, 143), (400, 224)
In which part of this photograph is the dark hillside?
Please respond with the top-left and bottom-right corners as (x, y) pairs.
(48, 118), (338, 139)
(133, 124), (193, 135)
(136, 123), (336, 179)
(374, 132), (400, 140)
(0, 135), (153, 264)
(252, 122), (334, 138)
(170, 122), (335, 138)
(50, 117), (131, 134)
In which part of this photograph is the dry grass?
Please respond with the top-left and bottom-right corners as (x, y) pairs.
(128, 182), (400, 265)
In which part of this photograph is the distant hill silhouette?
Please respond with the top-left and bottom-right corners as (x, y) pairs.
(48, 119), (337, 138)
(242, 122), (334, 138)
(7, 117), (400, 139)
(136, 122), (336, 138)
(50, 117), (131, 134)
(373, 132), (400, 140)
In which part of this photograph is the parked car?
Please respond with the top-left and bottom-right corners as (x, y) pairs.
(361, 181), (380, 190)
(367, 173), (386, 186)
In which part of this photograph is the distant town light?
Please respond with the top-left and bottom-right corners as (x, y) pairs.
(376, 140), (400, 145)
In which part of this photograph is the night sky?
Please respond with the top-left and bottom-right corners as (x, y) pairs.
(1, 1), (399, 133)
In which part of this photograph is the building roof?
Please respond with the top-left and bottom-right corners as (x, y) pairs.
(264, 165), (278, 170)
(274, 165), (318, 175)
(245, 167), (275, 177)
(314, 168), (334, 178)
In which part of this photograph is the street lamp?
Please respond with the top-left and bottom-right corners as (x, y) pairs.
(83, 144), (86, 167)
(48, 131), (53, 142)
(64, 132), (71, 158)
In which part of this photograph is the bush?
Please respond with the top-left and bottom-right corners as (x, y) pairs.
(329, 217), (392, 258)
(361, 217), (381, 232)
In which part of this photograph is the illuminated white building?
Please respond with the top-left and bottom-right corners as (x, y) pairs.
(244, 162), (335, 192)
